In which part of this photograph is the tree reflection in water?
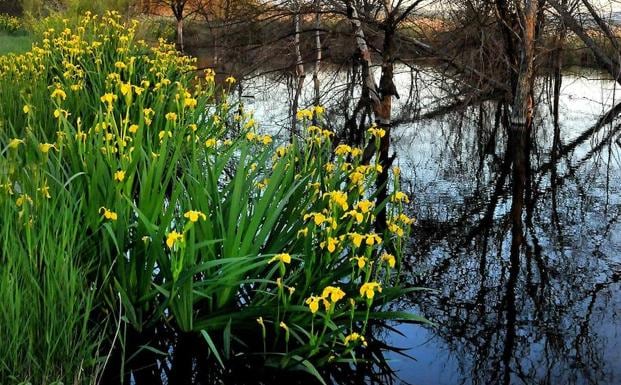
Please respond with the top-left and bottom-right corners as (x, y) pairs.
(390, 85), (621, 384)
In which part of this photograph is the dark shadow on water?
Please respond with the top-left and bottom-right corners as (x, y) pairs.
(100, 318), (410, 384)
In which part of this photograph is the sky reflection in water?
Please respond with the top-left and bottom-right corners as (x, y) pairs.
(384, 70), (621, 385)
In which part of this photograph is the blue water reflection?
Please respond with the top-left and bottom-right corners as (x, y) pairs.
(380, 70), (621, 385)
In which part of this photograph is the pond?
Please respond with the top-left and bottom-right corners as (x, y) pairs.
(240, 66), (621, 385)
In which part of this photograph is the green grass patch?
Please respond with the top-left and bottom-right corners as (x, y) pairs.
(0, 32), (32, 55)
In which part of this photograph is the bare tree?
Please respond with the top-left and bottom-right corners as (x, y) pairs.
(151, 0), (207, 52)
(548, 0), (621, 84)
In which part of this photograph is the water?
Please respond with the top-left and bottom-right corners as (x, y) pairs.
(242, 66), (621, 385)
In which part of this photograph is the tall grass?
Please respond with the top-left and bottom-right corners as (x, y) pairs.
(0, 11), (422, 384)
(0, 169), (100, 383)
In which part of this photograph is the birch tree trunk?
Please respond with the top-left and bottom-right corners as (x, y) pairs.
(168, 0), (187, 53)
(291, 1), (306, 138)
(312, 0), (322, 118)
(345, 0), (381, 145)
(375, 1), (399, 230)
(345, 0), (399, 230)
(176, 17), (184, 52)
(346, 2), (381, 109)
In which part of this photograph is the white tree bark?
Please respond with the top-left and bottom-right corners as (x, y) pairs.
(345, 0), (382, 112)
(313, 0), (322, 108)
(291, 1), (306, 136)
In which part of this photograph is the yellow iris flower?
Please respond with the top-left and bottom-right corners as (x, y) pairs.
(268, 253), (292, 264)
(166, 231), (184, 249)
(359, 282), (382, 299)
(381, 253), (396, 268)
(344, 332), (367, 346)
(320, 237), (339, 253)
(321, 286), (345, 303)
(99, 207), (118, 221)
(350, 256), (367, 269)
(184, 210), (207, 223)
(113, 170), (125, 182)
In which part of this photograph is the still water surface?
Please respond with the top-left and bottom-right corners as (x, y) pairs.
(244, 67), (621, 385)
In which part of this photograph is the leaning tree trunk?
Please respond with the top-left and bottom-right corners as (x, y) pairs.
(345, 1), (382, 111)
(345, 1), (382, 146)
(548, 0), (621, 85)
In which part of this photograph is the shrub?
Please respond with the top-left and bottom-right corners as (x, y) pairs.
(0, 13), (23, 34)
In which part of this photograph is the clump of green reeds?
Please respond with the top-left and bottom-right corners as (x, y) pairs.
(0, 11), (424, 384)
